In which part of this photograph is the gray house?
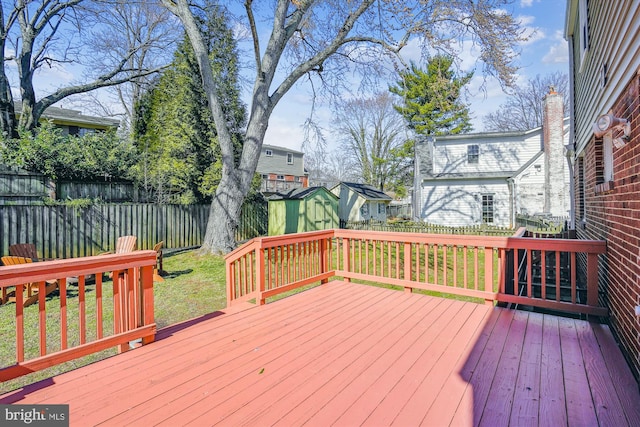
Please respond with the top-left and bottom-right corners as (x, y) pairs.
(14, 104), (120, 135)
(256, 144), (308, 195)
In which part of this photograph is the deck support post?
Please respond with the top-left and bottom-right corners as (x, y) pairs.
(586, 252), (599, 308)
(256, 246), (266, 305)
(141, 265), (155, 345)
(342, 238), (351, 283)
(320, 238), (329, 284)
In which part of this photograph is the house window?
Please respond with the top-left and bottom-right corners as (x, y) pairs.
(262, 174), (268, 179)
(68, 125), (79, 136)
(377, 203), (384, 215)
(295, 176), (302, 182)
(578, 0), (589, 67)
(276, 175), (285, 180)
(265, 149), (273, 156)
(468, 145), (479, 164)
(482, 194), (494, 223)
(287, 153), (293, 164)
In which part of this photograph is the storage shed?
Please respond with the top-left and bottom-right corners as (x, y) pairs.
(268, 187), (339, 235)
(330, 182), (392, 222)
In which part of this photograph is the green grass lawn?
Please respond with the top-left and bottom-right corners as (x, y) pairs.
(0, 249), (228, 395)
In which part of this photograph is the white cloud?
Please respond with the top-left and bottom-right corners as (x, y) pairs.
(517, 16), (546, 46)
(520, 0), (535, 7)
(542, 31), (569, 64)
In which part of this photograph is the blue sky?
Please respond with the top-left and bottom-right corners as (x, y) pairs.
(261, 0), (570, 151)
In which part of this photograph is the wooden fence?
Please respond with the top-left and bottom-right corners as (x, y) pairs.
(57, 181), (143, 203)
(0, 168), (51, 205)
(342, 219), (516, 236)
(0, 204), (208, 259)
(0, 200), (268, 259)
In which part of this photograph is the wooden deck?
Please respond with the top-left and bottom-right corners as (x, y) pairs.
(2, 281), (639, 426)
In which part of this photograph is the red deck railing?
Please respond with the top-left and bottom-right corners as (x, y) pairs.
(0, 251), (157, 382)
(225, 229), (607, 317)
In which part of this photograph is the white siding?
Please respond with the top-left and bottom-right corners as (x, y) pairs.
(515, 157), (571, 218)
(419, 179), (511, 227)
(567, 0), (640, 155)
(432, 131), (542, 175)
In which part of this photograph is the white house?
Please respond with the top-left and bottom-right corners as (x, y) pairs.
(330, 182), (392, 222)
(414, 89), (570, 227)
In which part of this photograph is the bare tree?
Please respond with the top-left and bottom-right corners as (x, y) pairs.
(84, 1), (178, 134)
(483, 71), (569, 131)
(306, 148), (358, 187)
(0, 5), (19, 138)
(161, 0), (528, 253)
(1, 0), (173, 134)
(335, 92), (407, 191)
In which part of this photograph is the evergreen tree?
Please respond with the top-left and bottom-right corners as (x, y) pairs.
(133, 5), (245, 204)
(390, 56), (473, 136)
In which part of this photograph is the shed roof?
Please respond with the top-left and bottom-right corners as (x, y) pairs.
(268, 186), (336, 200)
(332, 182), (393, 201)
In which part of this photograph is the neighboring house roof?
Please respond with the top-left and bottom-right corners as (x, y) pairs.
(424, 171), (516, 180)
(262, 144), (304, 155)
(14, 104), (120, 129)
(269, 186), (337, 200)
(332, 182), (393, 201)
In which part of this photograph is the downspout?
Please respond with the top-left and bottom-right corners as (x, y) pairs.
(412, 139), (421, 221)
(507, 176), (517, 228)
(566, 33), (577, 230)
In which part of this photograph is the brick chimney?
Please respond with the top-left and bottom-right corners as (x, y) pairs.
(543, 86), (565, 216)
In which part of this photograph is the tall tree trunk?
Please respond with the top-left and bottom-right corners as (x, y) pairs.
(201, 171), (244, 253)
(0, 5), (17, 138)
(0, 61), (17, 138)
(17, 36), (39, 131)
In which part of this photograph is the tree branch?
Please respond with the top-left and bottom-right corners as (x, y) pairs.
(244, 1), (262, 75)
(269, 0), (375, 107)
(36, 65), (166, 115)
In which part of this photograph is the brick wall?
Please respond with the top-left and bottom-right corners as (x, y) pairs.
(575, 73), (640, 379)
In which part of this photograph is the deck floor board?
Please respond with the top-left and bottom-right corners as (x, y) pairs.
(2, 281), (640, 427)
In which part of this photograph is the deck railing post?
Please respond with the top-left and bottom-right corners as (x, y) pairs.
(226, 259), (234, 307)
(255, 245), (266, 305)
(140, 264), (155, 345)
(404, 242), (412, 293)
(484, 246), (495, 306)
(320, 238), (329, 284)
(587, 252), (599, 308)
(342, 237), (351, 282)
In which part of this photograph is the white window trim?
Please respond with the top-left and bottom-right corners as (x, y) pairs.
(481, 193), (494, 224)
(468, 145), (479, 164)
(287, 153), (294, 165)
(603, 133), (614, 182)
(578, 0), (589, 71)
(265, 149), (273, 156)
